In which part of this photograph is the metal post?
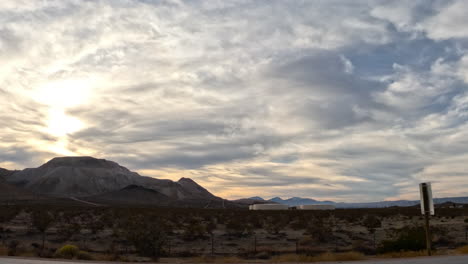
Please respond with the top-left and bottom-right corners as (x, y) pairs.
(254, 235), (257, 254)
(373, 231), (376, 250)
(211, 233), (214, 255)
(295, 239), (299, 254)
(422, 183), (432, 256)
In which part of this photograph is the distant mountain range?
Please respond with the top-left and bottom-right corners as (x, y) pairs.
(245, 196), (468, 208)
(3, 157), (467, 209)
(0, 156), (238, 208)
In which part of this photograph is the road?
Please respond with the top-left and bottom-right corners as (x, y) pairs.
(1, 255), (468, 264)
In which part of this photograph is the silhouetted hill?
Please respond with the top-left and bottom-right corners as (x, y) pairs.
(3, 156), (223, 207)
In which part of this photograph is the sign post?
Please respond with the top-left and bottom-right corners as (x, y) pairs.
(419, 182), (434, 256)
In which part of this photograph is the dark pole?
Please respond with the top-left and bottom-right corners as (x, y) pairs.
(211, 233), (214, 255)
(254, 235), (257, 254)
(422, 183), (432, 256)
(296, 239), (299, 254)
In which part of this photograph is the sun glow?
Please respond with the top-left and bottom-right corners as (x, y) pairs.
(46, 109), (84, 137)
(35, 79), (93, 108)
(30, 78), (95, 155)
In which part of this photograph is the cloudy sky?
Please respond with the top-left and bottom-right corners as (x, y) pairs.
(2, 0), (468, 202)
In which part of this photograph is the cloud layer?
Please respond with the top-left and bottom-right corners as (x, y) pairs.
(2, 0), (468, 201)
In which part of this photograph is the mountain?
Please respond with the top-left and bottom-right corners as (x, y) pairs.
(243, 196), (468, 208)
(248, 196), (265, 201)
(0, 168), (16, 178)
(0, 173), (48, 202)
(233, 196), (271, 205)
(84, 185), (173, 206)
(4, 156), (220, 203)
(177, 177), (218, 200)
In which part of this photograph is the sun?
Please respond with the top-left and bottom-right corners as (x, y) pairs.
(35, 79), (92, 108)
(46, 109), (84, 137)
(30, 78), (95, 154)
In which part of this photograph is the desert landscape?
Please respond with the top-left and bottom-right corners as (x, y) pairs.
(1, 204), (468, 262)
(1, 157), (468, 262)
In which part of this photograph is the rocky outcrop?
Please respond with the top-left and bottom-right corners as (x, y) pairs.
(5, 157), (219, 201)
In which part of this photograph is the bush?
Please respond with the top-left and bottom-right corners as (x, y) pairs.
(378, 226), (427, 253)
(7, 240), (19, 256)
(77, 250), (93, 260)
(121, 215), (168, 260)
(305, 217), (333, 243)
(55, 245), (80, 259)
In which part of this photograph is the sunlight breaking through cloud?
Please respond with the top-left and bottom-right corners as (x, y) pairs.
(2, 0), (468, 202)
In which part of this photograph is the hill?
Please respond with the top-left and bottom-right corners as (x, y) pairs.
(3, 156), (221, 207)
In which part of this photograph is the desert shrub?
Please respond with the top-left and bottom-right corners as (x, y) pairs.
(378, 225), (427, 253)
(352, 240), (375, 255)
(255, 251), (271, 259)
(290, 216), (308, 230)
(56, 220), (82, 242)
(182, 218), (207, 241)
(264, 215), (288, 235)
(31, 210), (55, 255)
(55, 245), (80, 259)
(122, 215), (168, 260)
(362, 215), (382, 230)
(225, 219), (246, 236)
(77, 250), (93, 260)
(0, 207), (19, 245)
(7, 240), (19, 256)
(305, 217), (333, 243)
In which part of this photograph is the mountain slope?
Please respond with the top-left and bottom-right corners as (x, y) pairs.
(5, 156), (219, 201)
(0, 175), (46, 201)
(84, 185), (173, 206)
(0, 168), (16, 178)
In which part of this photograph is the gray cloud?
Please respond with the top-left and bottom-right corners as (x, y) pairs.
(2, 0), (468, 202)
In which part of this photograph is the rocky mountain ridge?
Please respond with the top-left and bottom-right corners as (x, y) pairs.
(1, 156), (222, 206)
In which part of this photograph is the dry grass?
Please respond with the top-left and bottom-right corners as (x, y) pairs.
(0, 245), (8, 256)
(456, 245), (468, 254)
(189, 256), (245, 263)
(271, 252), (365, 262)
(91, 253), (130, 262)
(377, 250), (429, 259)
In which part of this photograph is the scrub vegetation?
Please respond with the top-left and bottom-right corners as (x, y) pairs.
(0, 205), (468, 262)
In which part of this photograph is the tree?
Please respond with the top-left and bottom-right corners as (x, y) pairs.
(306, 217), (333, 243)
(0, 207), (19, 245)
(31, 210), (55, 256)
(362, 215), (382, 249)
(122, 215), (168, 260)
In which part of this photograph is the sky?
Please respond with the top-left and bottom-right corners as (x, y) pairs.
(2, 0), (468, 202)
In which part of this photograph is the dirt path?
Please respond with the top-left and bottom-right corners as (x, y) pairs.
(69, 197), (103, 207)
